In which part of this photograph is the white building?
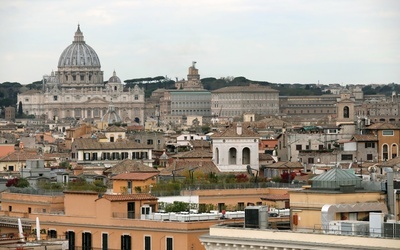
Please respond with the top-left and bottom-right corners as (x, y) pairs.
(17, 25), (145, 124)
(211, 123), (259, 172)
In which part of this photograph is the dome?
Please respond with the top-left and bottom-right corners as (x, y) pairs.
(58, 25), (101, 68)
(108, 70), (121, 83)
(102, 103), (122, 124)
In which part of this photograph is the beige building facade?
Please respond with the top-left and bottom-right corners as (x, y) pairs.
(211, 84), (279, 119)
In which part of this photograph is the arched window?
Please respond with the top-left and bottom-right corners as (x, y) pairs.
(228, 148), (237, 165)
(343, 106), (349, 118)
(392, 144), (398, 159)
(242, 147), (250, 165)
(382, 144), (389, 161)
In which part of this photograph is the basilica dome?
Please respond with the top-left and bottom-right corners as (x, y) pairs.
(58, 25), (101, 68)
(108, 71), (122, 83)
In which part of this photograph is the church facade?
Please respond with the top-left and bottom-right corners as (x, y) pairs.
(17, 25), (145, 124)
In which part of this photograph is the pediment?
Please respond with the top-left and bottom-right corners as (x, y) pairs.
(83, 97), (109, 104)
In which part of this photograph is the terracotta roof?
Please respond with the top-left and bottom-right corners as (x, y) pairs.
(0, 150), (55, 162)
(377, 157), (400, 167)
(366, 122), (399, 130)
(105, 159), (159, 174)
(259, 153), (274, 161)
(160, 160), (220, 176)
(351, 134), (378, 142)
(102, 193), (158, 201)
(260, 193), (289, 201)
(190, 140), (210, 148)
(172, 148), (212, 159)
(212, 85), (278, 93)
(73, 138), (153, 149)
(106, 125), (127, 132)
(112, 172), (158, 181)
(212, 123), (259, 138)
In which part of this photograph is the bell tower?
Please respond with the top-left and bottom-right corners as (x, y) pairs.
(336, 89), (355, 126)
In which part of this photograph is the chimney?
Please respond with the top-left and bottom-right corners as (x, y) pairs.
(237, 122), (242, 135)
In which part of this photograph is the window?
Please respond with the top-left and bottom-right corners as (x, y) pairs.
(367, 154), (373, 161)
(48, 229), (57, 239)
(383, 144), (389, 160)
(382, 130), (394, 136)
(73, 75), (76, 81)
(147, 139), (153, 145)
(343, 106), (349, 118)
(66, 231), (75, 250)
(341, 154), (353, 161)
(237, 202), (245, 211)
(144, 236), (151, 250)
(318, 145), (324, 150)
(218, 203), (225, 212)
(127, 202), (135, 219)
(121, 235), (131, 250)
(82, 232), (92, 250)
(166, 237), (173, 250)
(80, 75), (84, 81)
(102, 233), (108, 250)
(296, 144), (302, 150)
(365, 142), (375, 148)
(308, 158), (314, 164)
(53, 96), (58, 101)
(134, 95), (138, 100)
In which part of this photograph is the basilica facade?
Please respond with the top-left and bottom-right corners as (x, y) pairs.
(17, 25), (145, 124)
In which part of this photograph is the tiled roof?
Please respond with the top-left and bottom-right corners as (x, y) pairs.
(190, 140), (210, 148)
(105, 159), (159, 174)
(102, 193), (158, 201)
(111, 172), (159, 181)
(351, 134), (378, 142)
(366, 122), (399, 130)
(172, 148), (212, 159)
(259, 153), (274, 161)
(160, 160), (220, 176)
(106, 125), (127, 132)
(212, 123), (259, 138)
(212, 85), (278, 93)
(0, 150), (55, 162)
(377, 156), (400, 167)
(73, 138), (153, 150)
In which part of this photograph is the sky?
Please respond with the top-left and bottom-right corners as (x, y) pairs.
(0, 0), (399, 85)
